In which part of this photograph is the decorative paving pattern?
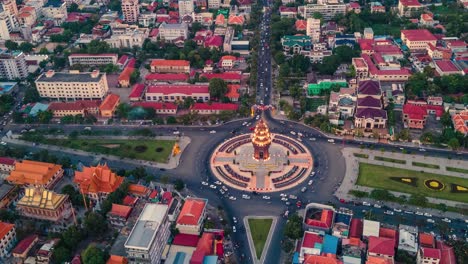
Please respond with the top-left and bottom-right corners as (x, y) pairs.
(210, 133), (313, 193)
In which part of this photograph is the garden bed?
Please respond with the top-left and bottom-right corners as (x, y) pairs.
(374, 156), (406, 164)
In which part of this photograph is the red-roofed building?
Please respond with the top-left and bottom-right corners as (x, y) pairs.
(146, 84), (209, 102)
(304, 254), (342, 264)
(434, 60), (462, 76)
(354, 54), (411, 81)
(190, 232), (215, 264)
(349, 218), (363, 239)
(347, 2), (361, 13)
(417, 247), (441, 264)
(150, 60), (190, 73)
(305, 208), (334, 230)
(419, 233), (435, 248)
(403, 101), (444, 129)
(0, 157), (16, 173)
(122, 195), (138, 207)
(176, 197), (207, 235)
(379, 227), (398, 248)
(398, 0), (422, 17)
(368, 236), (395, 263)
(118, 66), (135, 88)
(220, 55), (238, 68)
(117, 55), (129, 69)
(48, 100), (101, 117)
(371, 2), (386, 13)
(436, 241), (456, 264)
(100, 93), (120, 118)
(172, 234), (200, 247)
(129, 84), (146, 102)
(296, 20), (307, 31)
(226, 85), (240, 102)
(228, 14), (245, 25)
(200, 72), (242, 83)
(108, 204), (132, 227)
(145, 73), (189, 83)
(190, 103), (239, 114)
(107, 255), (128, 264)
(401, 29), (437, 51)
(420, 13), (438, 27)
(12, 234), (38, 260)
(426, 43), (452, 60)
(279, 6), (297, 18)
(0, 222), (15, 258)
(215, 14), (225, 26)
(299, 231), (324, 262)
(74, 164), (124, 203)
(452, 110), (468, 136)
(128, 184), (150, 198)
(36, 238), (60, 264)
(132, 102), (178, 114)
(204, 35), (223, 50)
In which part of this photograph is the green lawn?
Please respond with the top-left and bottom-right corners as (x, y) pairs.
(371, 24), (401, 38)
(446, 167), (468, 174)
(412, 162), (440, 169)
(248, 218), (273, 258)
(357, 163), (468, 203)
(374, 156), (406, 164)
(40, 138), (175, 163)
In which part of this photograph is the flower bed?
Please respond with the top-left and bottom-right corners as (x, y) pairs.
(424, 179), (445, 191)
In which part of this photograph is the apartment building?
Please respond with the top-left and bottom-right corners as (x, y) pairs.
(122, 0), (139, 23)
(176, 198), (207, 235)
(68, 54), (118, 66)
(2, 0), (18, 16)
(0, 8), (18, 40)
(150, 59), (190, 73)
(42, 1), (67, 23)
(125, 204), (170, 264)
(146, 85), (210, 102)
(35, 70), (109, 100)
(158, 22), (188, 41)
(302, 0), (346, 20)
(223, 26), (235, 52)
(398, 0), (422, 17)
(306, 18), (321, 43)
(208, 0), (220, 9)
(0, 222), (16, 258)
(105, 26), (149, 48)
(178, 0), (194, 16)
(401, 29), (437, 51)
(0, 50), (28, 80)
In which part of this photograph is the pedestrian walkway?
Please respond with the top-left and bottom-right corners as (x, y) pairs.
(336, 147), (468, 219)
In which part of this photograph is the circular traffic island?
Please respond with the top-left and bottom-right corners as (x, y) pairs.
(424, 179), (445, 191)
(210, 120), (313, 193)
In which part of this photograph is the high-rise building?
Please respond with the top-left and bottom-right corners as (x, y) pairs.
(302, 0), (346, 20)
(178, 0), (194, 16)
(121, 0), (139, 23)
(0, 8), (18, 40)
(1, 0), (18, 16)
(0, 50), (28, 80)
(306, 18), (321, 43)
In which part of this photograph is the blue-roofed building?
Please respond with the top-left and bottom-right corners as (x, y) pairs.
(292, 252), (300, 264)
(322, 235), (339, 255)
(165, 252), (188, 264)
(333, 207), (353, 238)
(203, 255), (218, 264)
(29, 103), (49, 117)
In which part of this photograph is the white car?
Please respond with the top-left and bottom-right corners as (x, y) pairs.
(220, 189), (225, 195)
(301, 187), (307, 193)
(309, 138), (316, 141)
(262, 195), (271, 200)
(419, 148), (426, 152)
(297, 137), (302, 142)
(280, 193), (287, 197)
(404, 210), (414, 214)
(374, 204), (382, 208)
(427, 219), (435, 223)
(327, 139), (335, 143)
(233, 226), (236, 233)
(298, 132), (303, 137)
(222, 186), (228, 191)
(442, 218), (451, 223)
(256, 115), (260, 120)
(290, 131), (296, 135)
(209, 130), (216, 134)
(215, 181), (222, 185)
(242, 194), (251, 199)
(424, 213), (432, 217)
(173, 131), (180, 135)
(384, 210), (394, 215)
(229, 196), (237, 201)
(209, 185), (217, 189)
(281, 197), (288, 201)
(233, 217), (237, 223)
(242, 122), (248, 126)
(308, 180), (313, 186)
(310, 172), (315, 177)
(415, 211), (424, 216)
(201, 181), (209, 186)
(393, 208), (402, 213)
(363, 202), (371, 206)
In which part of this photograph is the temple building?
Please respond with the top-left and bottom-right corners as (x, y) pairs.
(74, 164), (124, 204)
(6, 160), (64, 189)
(251, 119), (272, 160)
(16, 187), (72, 223)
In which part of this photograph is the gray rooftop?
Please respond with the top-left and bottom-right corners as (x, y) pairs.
(0, 184), (14, 200)
(36, 72), (104, 83)
(125, 203), (168, 250)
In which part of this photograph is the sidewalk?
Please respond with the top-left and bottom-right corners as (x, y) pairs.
(2, 135), (191, 170)
(336, 147), (468, 218)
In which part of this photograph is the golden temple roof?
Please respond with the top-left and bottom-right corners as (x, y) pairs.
(17, 187), (67, 210)
(252, 119), (272, 147)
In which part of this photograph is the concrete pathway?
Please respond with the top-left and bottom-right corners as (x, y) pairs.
(336, 147), (468, 218)
(2, 135), (191, 170)
(244, 216), (278, 264)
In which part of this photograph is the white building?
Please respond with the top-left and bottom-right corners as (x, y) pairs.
(0, 9), (18, 40)
(178, 0), (194, 16)
(125, 204), (170, 264)
(362, 219), (380, 238)
(105, 25), (149, 48)
(306, 18), (321, 43)
(68, 54), (118, 66)
(122, 0), (139, 23)
(0, 222), (16, 258)
(208, 0), (221, 9)
(35, 70), (109, 100)
(301, 0), (346, 20)
(138, 12), (156, 27)
(0, 50), (28, 80)
(398, 225), (418, 254)
(42, 1), (67, 24)
(158, 23), (188, 41)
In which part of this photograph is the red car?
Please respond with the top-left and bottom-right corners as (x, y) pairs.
(339, 199), (346, 203)
(296, 201), (302, 208)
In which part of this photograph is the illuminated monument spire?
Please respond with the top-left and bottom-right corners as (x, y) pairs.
(251, 119), (272, 160)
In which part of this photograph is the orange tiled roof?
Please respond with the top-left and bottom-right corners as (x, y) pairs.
(118, 67), (134, 82)
(366, 256), (392, 264)
(228, 14), (245, 25)
(107, 255), (128, 264)
(419, 232), (435, 248)
(128, 184), (149, 196)
(151, 59), (190, 67)
(7, 160), (62, 186)
(177, 198), (206, 225)
(215, 14), (225, 25)
(304, 254), (341, 264)
(226, 85), (240, 99)
(74, 164), (123, 195)
(221, 55), (237, 61)
(100, 94), (120, 111)
(109, 204), (132, 219)
(0, 221), (14, 240)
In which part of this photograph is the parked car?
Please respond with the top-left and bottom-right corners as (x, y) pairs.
(327, 139), (335, 143)
(384, 210), (394, 215)
(363, 202), (371, 206)
(442, 218), (451, 223)
(427, 219), (435, 223)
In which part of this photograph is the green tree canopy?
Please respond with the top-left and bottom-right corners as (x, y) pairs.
(284, 214), (303, 239)
(208, 78), (228, 100)
(81, 245), (106, 264)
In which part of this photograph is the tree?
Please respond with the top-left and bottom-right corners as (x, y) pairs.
(284, 214), (303, 239)
(61, 225), (84, 250)
(84, 212), (108, 237)
(448, 138), (460, 150)
(408, 194), (427, 206)
(81, 245), (106, 264)
(19, 42), (34, 53)
(208, 78), (228, 100)
(53, 246), (71, 264)
(68, 2), (78, 12)
(144, 107), (156, 119)
(174, 179), (185, 191)
(167, 116), (177, 124)
(5, 40), (18, 51)
(420, 132), (434, 144)
(183, 97), (195, 109)
(37, 110), (53, 123)
(115, 103), (132, 119)
(440, 111), (452, 127)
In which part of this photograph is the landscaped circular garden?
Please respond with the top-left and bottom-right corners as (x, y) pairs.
(424, 179), (445, 191)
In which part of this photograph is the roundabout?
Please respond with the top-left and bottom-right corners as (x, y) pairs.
(210, 119), (313, 193)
